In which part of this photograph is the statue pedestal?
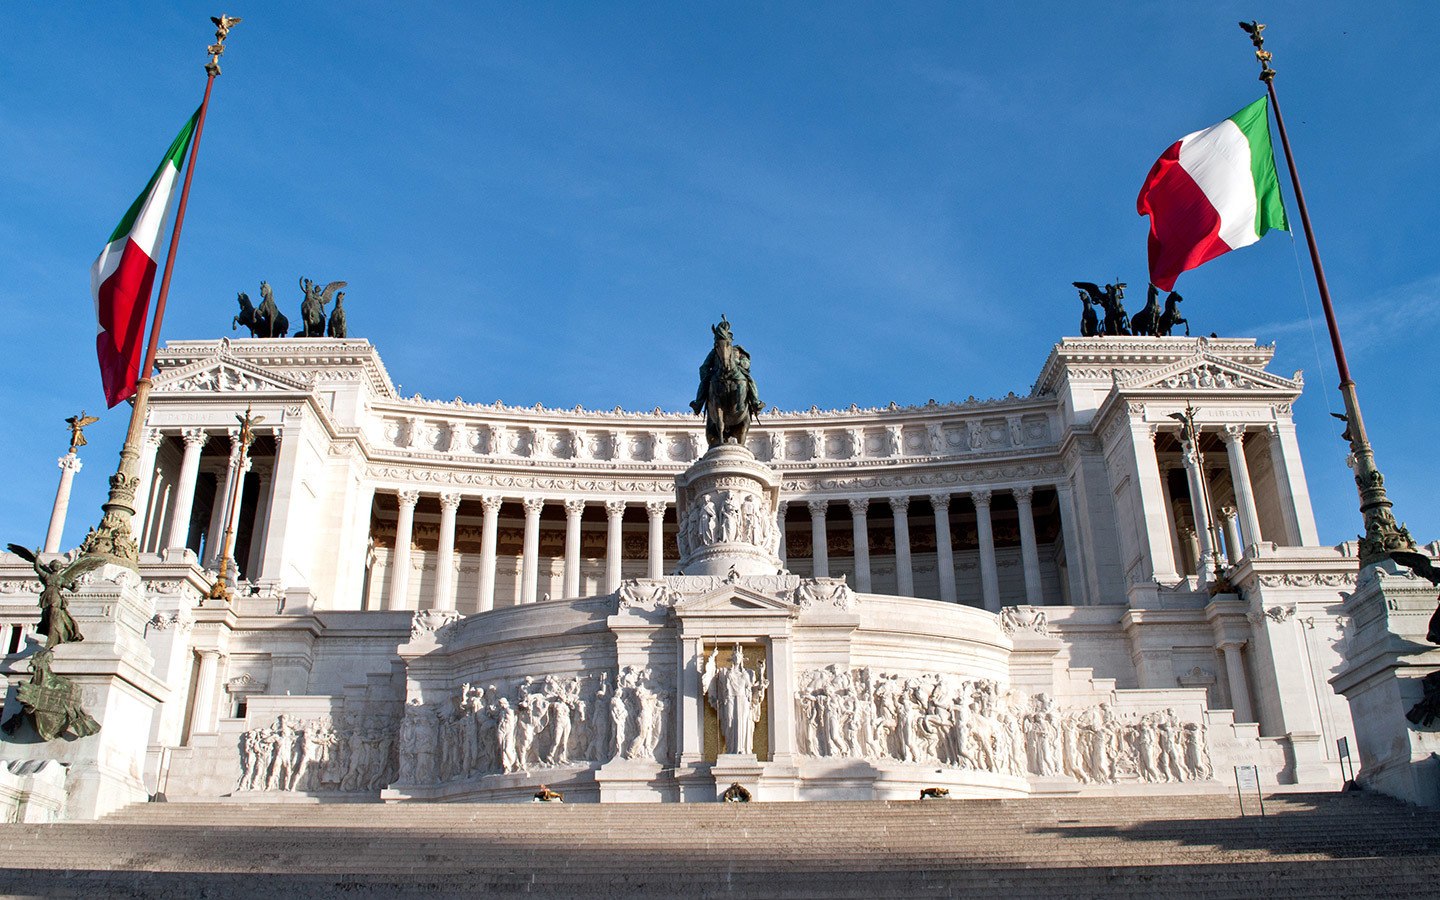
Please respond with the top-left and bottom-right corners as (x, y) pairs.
(0, 565), (167, 819)
(1332, 561), (1440, 806)
(674, 443), (783, 577)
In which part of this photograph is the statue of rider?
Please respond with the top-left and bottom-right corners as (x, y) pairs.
(691, 315), (764, 437)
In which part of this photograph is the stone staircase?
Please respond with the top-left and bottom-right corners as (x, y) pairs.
(1, 791), (1438, 897)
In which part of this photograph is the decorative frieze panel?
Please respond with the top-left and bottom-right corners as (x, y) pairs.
(237, 712), (399, 794)
(795, 667), (1213, 784)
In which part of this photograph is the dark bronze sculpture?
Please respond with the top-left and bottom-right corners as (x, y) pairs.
(64, 412), (99, 453)
(1131, 285), (1163, 337)
(690, 315), (764, 448)
(256, 281), (289, 338)
(1158, 291), (1189, 336)
(2, 545), (106, 740)
(1073, 281), (1130, 336)
(295, 277), (346, 338)
(1078, 290), (1099, 337)
(327, 292), (348, 338)
(233, 292), (261, 336)
(1387, 551), (1440, 726)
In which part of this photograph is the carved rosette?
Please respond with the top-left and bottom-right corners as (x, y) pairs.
(673, 443), (783, 577)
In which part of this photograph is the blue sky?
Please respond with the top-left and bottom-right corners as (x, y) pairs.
(1, 3), (1436, 551)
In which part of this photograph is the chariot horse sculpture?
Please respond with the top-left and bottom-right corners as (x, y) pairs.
(691, 315), (764, 448)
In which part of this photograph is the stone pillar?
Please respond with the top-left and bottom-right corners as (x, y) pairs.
(604, 500), (626, 592)
(521, 497), (544, 604)
(775, 502), (788, 567)
(1014, 486), (1044, 606)
(43, 453), (83, 553)
(165, 428), (208, 553)
(973, 489), (1000, 612)
(1157, 461), (1184, 567)
(191, 649), (223, 736)
(132, 429), (163, 550)
(246, 472), (272, 578)
(434, 492), (460, 611)
(890, 496), (914, 597)
(807, 499), (829, 578)
(930, 494), (956, 603)
(1222, 425), (1263, 553)
(1219, 641), (1255, 723)
(477, 494), (502, 611)
(205, 430), (243, 567)
(1179, 524), (1201, 575)
(848, 498), (871, 592)
(1055, 483), (1087, 605)
(1179, 441), (1217, 580)
(1220, 505), (1242, 565)
(221, 455), (252, 579)
(563, 499), (585, 598)
(1265, 422), (1320, 546)
(387, 489), (419, 611)
(645, 500), (667, 579)
(1129, 422), (1180, 581)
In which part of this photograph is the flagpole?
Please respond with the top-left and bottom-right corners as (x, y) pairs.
(1239, 21), (1414, 569)
(80, 15), (241, 568)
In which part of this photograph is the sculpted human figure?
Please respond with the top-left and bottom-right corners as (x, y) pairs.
(690, 315), (764, 447)
(6, 545), (104, 650)
(515, 691), (549, 772)
(265, 715), (299, 791)
(721, 492), (741, 543)
(496, 698), (519, 774)
(699, 497), (719, 545)
(1182, 720), (1211, 780)
(700, 644), (768, 756)
(413, 706), (439, 784)
(547, 688), (573, 766)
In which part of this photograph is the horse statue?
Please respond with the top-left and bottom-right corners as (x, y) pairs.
(1130, 284), (1164, 337)
(690, 315), (764, 448)
(1073, 281), (1130, 336)
(1078, 289), (1099, 337)
(327, 292), (348, 338)
(1158, 291), (1189, 336)
(295, 277), (347, 337)
(232, 292), (262, 337)
(255, 281), (289, 338)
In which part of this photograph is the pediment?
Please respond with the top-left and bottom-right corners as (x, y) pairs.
(673, 585), (798, 617)
(155, 354), (313, 395)
(1118, 352), (1301, 393)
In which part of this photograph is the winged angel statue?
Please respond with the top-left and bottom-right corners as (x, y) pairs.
(296, 277), (347, 337)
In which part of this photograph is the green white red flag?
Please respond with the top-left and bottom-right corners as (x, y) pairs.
(1137, 96), (1289, 291)
(90, 108), (199, 407)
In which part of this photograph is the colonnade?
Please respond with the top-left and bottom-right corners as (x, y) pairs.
(382, 493), (672, 613)
(782, 486), (1070, 612)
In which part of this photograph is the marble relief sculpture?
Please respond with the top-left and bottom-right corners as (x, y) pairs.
(237, 711), (398, 793)
(794, 666), (1212, 784)
(382, 668), (672, 788)
(701, 644), (769, 756)
(677, 488), (773, 558)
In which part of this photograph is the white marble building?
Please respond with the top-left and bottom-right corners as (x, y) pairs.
(1, 333), (1405, 809)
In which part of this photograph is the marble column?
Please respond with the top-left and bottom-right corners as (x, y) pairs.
(132, 428), (163, 550)
(1178, 524), (1200, 575)
(930, 494), (957, 603)
(521, 497), (544, 604)
(1129, 422), (1180, 581)
(563, 499), (585, 598)
(1219, 641), (1255, 723)
(191, 649), (222, 736)
(604, 500), (626, 592)
(807, 499), (829, 578)
(1055, 483), (1087, 605)
(775, 502), (788, 567)
(1014, 486), (1044, 606)
(645, 500), (667, 579)
(43, 453), (83, 553)
(1220, 505), (1242, 565)
(221, 456), (253, 580)
(246, 472), (272, 578)
(477, 494), (502, 612)
(387, 489), (419, 611)
(206, 430), (242, 567)
(848, 498), (871, 593)
(890, 496), (914, 597)
(434, 492), (460, 611)
(166, 428), (208, 552)
(1265, 422), (1319, 546)
(1179, 441), (1217, 579)
(973, 490), (1001, 612)
(1157, 461), (1184, 568)
(1222, 425), (1263, 554)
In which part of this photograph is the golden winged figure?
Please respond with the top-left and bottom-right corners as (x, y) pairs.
(64, 411), (100, 453)
(211, 14), (243, 43)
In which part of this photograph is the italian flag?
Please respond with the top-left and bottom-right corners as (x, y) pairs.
(1137, 96), (1289, 292)
(90, 108), (199, 407)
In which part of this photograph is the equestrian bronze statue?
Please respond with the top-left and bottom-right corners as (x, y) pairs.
(690, 315), (764, 448)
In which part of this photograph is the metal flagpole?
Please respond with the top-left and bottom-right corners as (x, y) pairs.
(80, 15), (242, 568)
(208, 405), (262, 603)
(1239, 21), (1415, 569)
